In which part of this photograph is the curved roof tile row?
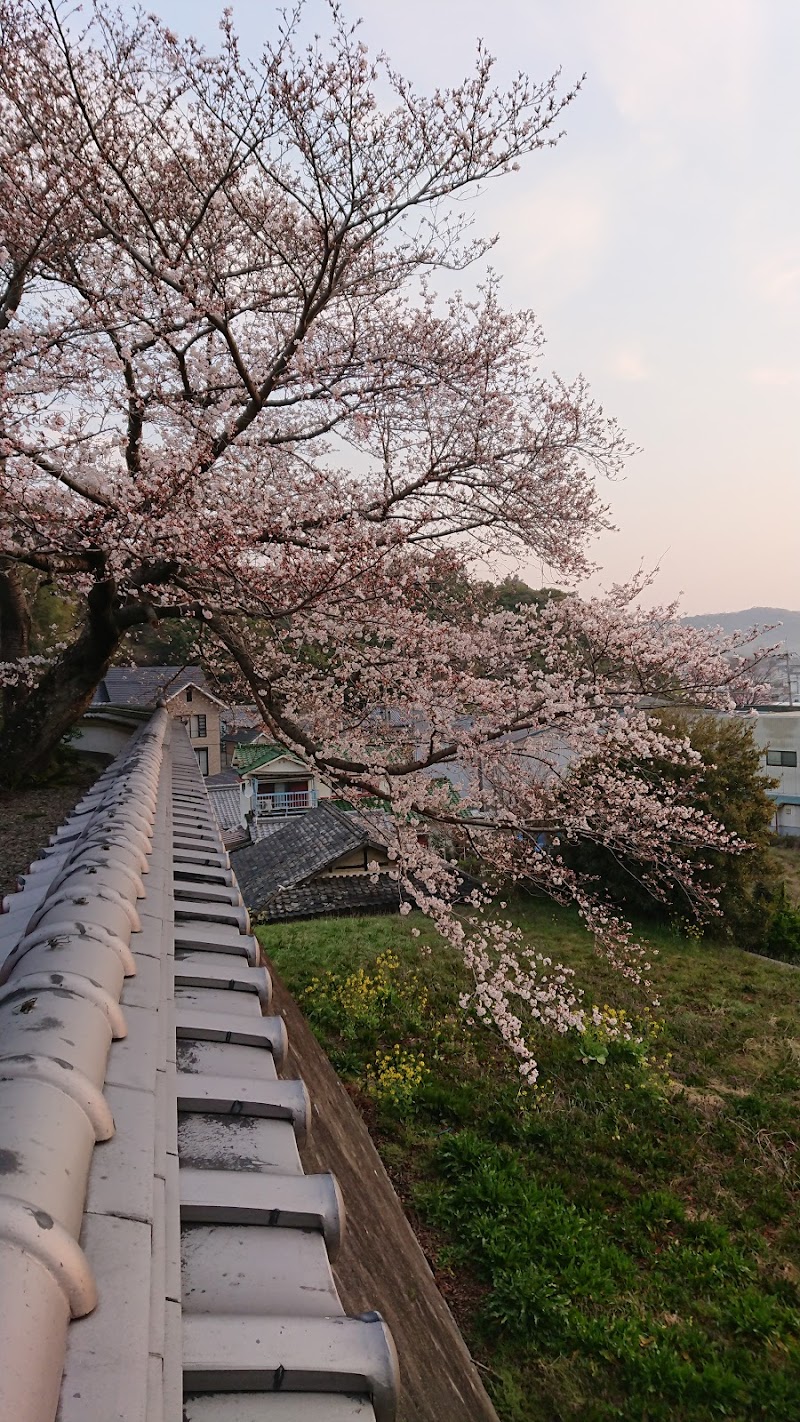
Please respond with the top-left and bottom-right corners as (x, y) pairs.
(0, 713), (399, 1421)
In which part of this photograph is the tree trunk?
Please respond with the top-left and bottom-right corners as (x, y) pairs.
(0, 578), (123, 789)
(0, 562), (33, 720)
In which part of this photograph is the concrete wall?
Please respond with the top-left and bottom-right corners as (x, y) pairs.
(73, 715), (141, 759)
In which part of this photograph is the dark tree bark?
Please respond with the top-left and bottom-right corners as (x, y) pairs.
(0, 577), (124, 789)
(0, 572), (209, 788)
(0, 562), (34, 721)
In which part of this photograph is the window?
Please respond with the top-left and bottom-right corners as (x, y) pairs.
(190, 714), (207, 739)
(766, 750), (797, 767)
(195, 747), (209, 776)
(186, 687), (193, 702)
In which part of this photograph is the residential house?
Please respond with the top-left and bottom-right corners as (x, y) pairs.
(749, 706), (800, 837)
(231, 802), (398, 921)
(233, 741), (332, 823)
(92, 665), (227, 776)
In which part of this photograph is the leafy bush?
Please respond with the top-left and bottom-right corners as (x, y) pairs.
(763, 895), (800, 963)
(564, 711), (781, 945)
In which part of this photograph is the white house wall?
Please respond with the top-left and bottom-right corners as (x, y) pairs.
(73, 717), (140, 760)
(749, 710), (800, 836)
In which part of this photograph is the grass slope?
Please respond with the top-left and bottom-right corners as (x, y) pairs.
(258, 901), (800, 1421)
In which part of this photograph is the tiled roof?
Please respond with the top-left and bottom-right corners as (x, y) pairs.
(223, 726), (266, 747)
(231, 742), (305, 773)
(205, 768), (241, 788)
(231, 804), (387, 910)
(258, 875), (401, 922)
(92, 665), (224, 709)
(220, 704), (264, 734)
(251, 816), (295, 844)
(206, 782), (242, 832)
(0, 715), (398, 1420)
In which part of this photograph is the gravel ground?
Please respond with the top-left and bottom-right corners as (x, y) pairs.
(0, 763), (100, 896)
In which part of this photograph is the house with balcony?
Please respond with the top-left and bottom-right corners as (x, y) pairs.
(232, 741), (332, 824)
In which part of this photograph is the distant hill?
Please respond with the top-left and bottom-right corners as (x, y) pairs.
(682, 607), (800, 653)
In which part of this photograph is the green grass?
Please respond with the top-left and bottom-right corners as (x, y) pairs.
(258, 900), (800, 1421)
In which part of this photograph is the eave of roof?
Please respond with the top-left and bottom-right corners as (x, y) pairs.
(232, 742), (308, 773)
(82, 706), (151, 725)
(256, 875), (400, 922)
(164, 679), (229, 709)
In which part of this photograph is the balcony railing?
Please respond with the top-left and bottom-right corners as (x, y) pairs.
(256, 788), (317, 816)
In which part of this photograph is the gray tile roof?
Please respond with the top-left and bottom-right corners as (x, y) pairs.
(220, 704), (264, 734)
(250, 816), (294, 844)
(222, 726), (266, 746)
(93, 665), (219, 709)
(205, 768), (241, 788)
(206, 782), (243, 832)
(231, 804), (388, 909)
(258, 875), (401, 922)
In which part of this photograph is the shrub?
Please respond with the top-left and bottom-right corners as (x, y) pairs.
(564, 711), (781, 945)
(763, 895), (800, 963)
(301, 950), (428, 1038)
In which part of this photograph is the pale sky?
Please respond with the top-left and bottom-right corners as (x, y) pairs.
(135, 1), (800, 614)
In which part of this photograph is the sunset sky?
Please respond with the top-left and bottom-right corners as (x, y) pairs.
(145, 0), (800, 614)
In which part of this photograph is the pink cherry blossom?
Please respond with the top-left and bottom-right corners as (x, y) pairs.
(0, 2), (772, 1076)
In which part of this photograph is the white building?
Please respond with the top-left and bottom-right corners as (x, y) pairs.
(232, 742), (333, 828)
(750, 707), (800, 837)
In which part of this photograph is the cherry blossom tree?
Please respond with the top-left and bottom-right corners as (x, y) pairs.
(0, 1), (765, 1075)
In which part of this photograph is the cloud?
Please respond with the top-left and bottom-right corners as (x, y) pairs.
(748, 367), (800, 387)
(487, 171), (610, 306)
(578, 0), (763, 130)
(608, 345), (650, 382)
(752, 251), (800, 310)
